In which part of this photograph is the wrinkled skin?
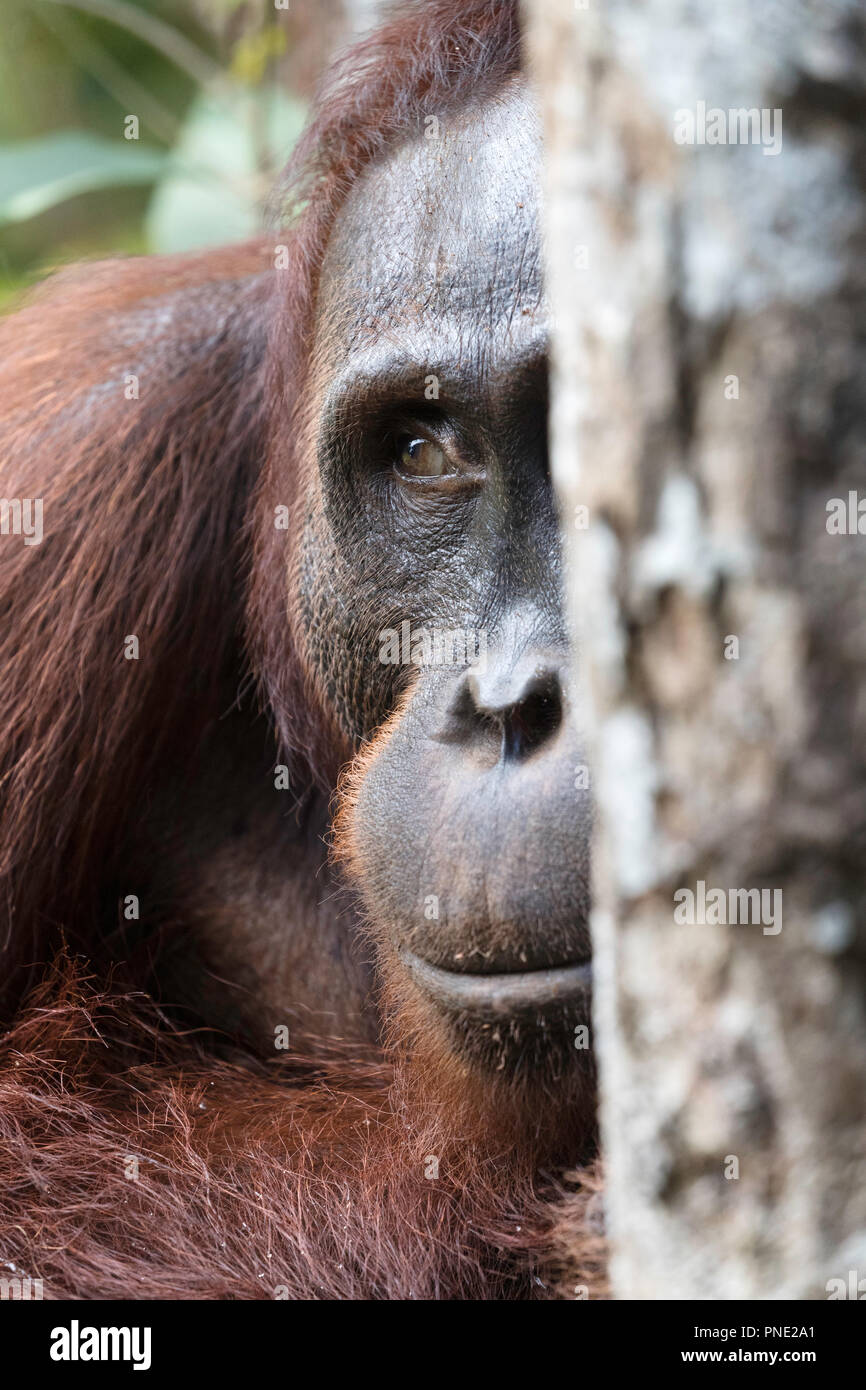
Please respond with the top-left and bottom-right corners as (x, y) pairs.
(0, 11), (604, 1296)
(297, 79), (594, 1077)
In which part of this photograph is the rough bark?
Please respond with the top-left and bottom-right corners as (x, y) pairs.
(524, 0), (866, 1298)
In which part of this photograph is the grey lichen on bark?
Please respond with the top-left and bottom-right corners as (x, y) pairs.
(524, 0), (866, 1298)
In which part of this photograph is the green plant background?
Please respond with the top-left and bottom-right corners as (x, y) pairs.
(0, 0), (309, 311)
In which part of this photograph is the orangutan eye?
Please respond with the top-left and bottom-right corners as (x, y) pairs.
(396, 435), (453, 479)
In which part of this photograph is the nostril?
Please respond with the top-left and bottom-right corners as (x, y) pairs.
(501, 672), (562, 761)
(442, 660), (566, 764)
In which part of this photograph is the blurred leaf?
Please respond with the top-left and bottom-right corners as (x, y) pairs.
(39, 0), (222, 89)
(0, 131), (168, 226)
(144, 86), (305, 253)
(230, 26), (288, 86)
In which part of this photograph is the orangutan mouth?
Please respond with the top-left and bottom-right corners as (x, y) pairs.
(401, 950), (592, 1016)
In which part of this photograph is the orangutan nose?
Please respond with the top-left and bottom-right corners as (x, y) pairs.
(462, 657), (564, 762)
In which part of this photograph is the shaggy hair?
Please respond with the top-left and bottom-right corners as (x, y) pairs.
(0, 0), (605, 1299)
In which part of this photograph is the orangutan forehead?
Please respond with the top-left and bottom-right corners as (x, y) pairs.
(316, 78), (544, 349)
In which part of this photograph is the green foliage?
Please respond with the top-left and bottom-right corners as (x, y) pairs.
(231, 25), (288, 86)
(0, 1), (306, 273)
(145, 87), (305, 252)
(0, 130), (168, 226)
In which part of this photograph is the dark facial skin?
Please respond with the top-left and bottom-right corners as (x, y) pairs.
(298, 79), (593, 1075)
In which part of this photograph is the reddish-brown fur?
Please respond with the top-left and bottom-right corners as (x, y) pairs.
(0, 0), (605, 1299)
(0, 955), (605, 1299)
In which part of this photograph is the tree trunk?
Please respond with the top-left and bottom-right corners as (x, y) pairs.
(524, 0), (866, 1299)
